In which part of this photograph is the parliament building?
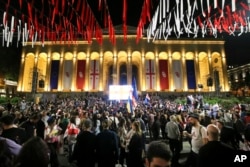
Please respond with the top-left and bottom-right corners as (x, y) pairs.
(17, 35), (229, 95)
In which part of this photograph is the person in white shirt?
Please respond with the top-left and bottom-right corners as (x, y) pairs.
(184, 113), (207, 167)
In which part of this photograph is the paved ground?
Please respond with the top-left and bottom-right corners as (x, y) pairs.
(58, 140), (191, 167)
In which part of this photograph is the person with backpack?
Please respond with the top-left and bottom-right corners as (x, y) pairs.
(184, 113), (207, 167)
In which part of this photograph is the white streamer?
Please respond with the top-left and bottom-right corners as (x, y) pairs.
(214, 0), (217, 9)
(163, 0), (166, 18)
(2, 29), (4, 46)
(207, 0), (210, 14)
(167, 0), (169, 13)
(232, 0), (236, 12)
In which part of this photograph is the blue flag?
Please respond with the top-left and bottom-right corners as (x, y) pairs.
(132, 77), (138, 108)
(132, 77), (138, 99)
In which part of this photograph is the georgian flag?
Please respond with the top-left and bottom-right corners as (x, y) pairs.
(145, 60), (156, 90)
(76, 60), (86, 89)
(89, 60), (99, 90)
(63, 60), (73, 90)
(172, 60), (183, 90)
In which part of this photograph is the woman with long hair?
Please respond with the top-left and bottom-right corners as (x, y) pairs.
(127, 120), (144, 167)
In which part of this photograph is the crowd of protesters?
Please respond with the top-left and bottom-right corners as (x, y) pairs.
(0, 93), (250, 167)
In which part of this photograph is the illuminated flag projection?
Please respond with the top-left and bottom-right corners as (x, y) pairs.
(172, 60), (183, 90)
(63, 60), (73, 90)
(89, 60), (99, 90)
(159, 60), (169, 90)
(145, 60), (156, 90)
(50, 60), (60, 89)
(76, 60), (86, 90)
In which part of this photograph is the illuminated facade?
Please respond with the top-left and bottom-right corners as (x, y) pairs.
(227, 63), (250, 96)
(0, 78), (17, 97)
(17, 36), (229, 94)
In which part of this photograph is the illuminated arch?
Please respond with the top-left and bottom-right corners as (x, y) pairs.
(159, 52), (168, 59)
(77, 52), (87, 59)
(23, 53), (35, 91)
(37, 52), (47, 90)
(198, 52), (210, 90)
(185, 52), (195, 60)
(145, 51), (154, 59)
(64, 52), (73, 60)
(172, 52), (181, 59)
(51, 52), (60, 60)
(90, 51), (99, 60)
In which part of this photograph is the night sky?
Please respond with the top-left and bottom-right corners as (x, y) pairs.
(224, 33), (250, 66)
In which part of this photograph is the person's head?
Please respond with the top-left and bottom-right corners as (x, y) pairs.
(188, 113), (200, 126)
(82, 119), (92, 130)
(145, 141), (172, 167)
(169, 115), (176, 122)
(69, 116), (76, 124)
(132, 120), (142, 135)
(0, 114), (15, 129)
(206, 124), (220, 141)
(29, 113), (40, 123)
(15, 137), (50, 167)
(118, 117), (126, 127)
(102, 119), (110, 129)
(47, 117), (56, 126)
(216, 120), (224, 130)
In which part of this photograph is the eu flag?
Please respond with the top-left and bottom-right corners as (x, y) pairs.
(132, 77), (138, 108)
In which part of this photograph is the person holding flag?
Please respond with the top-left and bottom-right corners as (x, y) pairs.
(144, 93), (151, 106)
(127, 77), (138, 115)
(132, 77), (138, 109)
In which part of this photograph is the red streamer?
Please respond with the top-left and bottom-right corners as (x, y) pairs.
(19, 0), (22, 9)
(123, 0), (127, 43)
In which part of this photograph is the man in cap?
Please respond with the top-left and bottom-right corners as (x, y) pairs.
(184, 113), (207, 167)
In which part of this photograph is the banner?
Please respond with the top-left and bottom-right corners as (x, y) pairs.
(50, 60), (60, 89)
(76, 60), (86, 89)
(172, 60), (183, 90)
(89, 60), (99, 90)
(132, 77), (138, 108)
(186, 60), (196, 89)
(145, 60), (156, 90)
(63, 60), (73, 90)
(159, 60), (169, 90)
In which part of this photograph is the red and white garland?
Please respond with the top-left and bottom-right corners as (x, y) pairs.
(1, 0), (249, 47)
(147, 0), (250, 42)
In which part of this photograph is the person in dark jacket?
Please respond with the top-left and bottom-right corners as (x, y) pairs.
(19, 113), (41, 140)
(216, 120), (238, 149)
(72, 119), (97, 167)
(198, 124), (234, 167)
(96, 119), (119, 167)
(127, 120), (145, 167)
(0, 114), (27, 145)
